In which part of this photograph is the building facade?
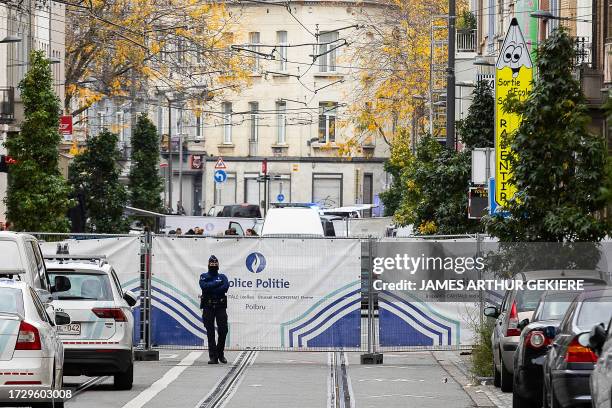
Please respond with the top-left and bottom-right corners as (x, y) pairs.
(0, 0), (66, 225)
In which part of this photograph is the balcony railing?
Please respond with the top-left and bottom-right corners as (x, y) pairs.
(0, 87), (15, 124)
(456, 29), (477, 53)
(574, 37), (592, 68)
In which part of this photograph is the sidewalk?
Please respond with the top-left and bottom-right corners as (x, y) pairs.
(432, 351), (511, 408)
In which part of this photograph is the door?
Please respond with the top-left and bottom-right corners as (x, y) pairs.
(363, 173), (373, 217)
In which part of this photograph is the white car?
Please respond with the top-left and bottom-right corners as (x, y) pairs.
(261, 207), (325, 236)
(44, 255), (138, 390)
(0, 279), (70, 407)
(0, 232), (53, 292)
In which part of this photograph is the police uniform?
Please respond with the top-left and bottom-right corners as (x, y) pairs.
(199, 255), (230, 364)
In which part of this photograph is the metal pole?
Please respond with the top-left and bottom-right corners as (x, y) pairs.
(201, 155), (206, 215)
(167, 99), (173, 212)
(367, 236), (374, 354)
(446, 0), (456, 149)
(477, 232), (484, 327)
(178, 132), (183, 213)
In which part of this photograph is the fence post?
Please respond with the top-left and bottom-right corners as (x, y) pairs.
(134, 229), (159, 361)
(476, 232), (484, 327)
(361, 236), (383, 364)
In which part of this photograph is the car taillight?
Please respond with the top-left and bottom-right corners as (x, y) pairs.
(525, 330), (551, 349)
(92, 308), (126, 322)
(506, 301), (521, 336)
(565, 338), (598, 363)
(15, 321), (41, 350)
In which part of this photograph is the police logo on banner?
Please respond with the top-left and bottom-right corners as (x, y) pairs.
(246, 252), (266, 273)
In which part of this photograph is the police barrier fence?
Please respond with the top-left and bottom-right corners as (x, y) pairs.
(31, 232), (612, 352)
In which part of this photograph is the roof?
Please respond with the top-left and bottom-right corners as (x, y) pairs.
(0, 279), (27, 289)
(574, 286), (612, 301)
(0, 231), (36, 241)
(45, 260), (111, 274)
(516, 269), (607, 282)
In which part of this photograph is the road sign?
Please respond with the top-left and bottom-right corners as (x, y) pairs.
(59, 115), (73, 140)
(214, 169), (227, 183)
(214, 157), (227, 169)
(468, 186), (488, 219)
(277, 193), (285, 202)
(495, 17), (533, 208)
(488, 177), (509, 218)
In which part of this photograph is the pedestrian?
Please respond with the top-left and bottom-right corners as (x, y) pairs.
(199, 255), (229, 364)
(186, 229), (195, 235)
(176, 228), (183, 235)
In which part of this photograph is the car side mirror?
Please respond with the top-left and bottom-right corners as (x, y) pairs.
(54, 311), (71, 326)
(543, 325), (558, 339)
(123, 291), (138, 308)
(484, 306), (499, 318)
(587, 324), (607, 355)
(52, 276), (71, 293)
(518, 318), (530, 330)
(35, 289), (53, 304)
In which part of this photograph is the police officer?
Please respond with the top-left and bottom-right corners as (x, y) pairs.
(199, 255), (230, 364)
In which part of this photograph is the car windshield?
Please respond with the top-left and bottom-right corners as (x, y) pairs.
(0, 287), (24, 315)
(0, 241), (23, 271)
(515, 289), (546, 312)
(576, 296), (612, 330)
(48, 272), (114, 301)
(221, 205), (261, 218)
(537, 291), (579, 320)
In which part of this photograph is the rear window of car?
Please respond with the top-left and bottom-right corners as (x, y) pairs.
(0, 241), (23, 271)
(537, 291), (579, 320)
(515, 289), (546, 312)
(221, 205), (261, 218)
(48, 272), (114, 301)
(0, 287), (24, 315)
(576, 296), (612, 330)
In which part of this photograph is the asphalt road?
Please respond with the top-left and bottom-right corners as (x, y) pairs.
(59, 350), (484, 408)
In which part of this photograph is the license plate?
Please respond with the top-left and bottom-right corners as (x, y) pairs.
(57, 323), (81, 335)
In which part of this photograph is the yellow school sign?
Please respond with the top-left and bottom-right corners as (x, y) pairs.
(495, 18), (533, 208)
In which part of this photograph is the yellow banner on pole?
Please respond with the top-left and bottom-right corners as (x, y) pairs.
(495, 18), (533, 208)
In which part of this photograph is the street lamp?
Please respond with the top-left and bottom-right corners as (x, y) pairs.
(530, 10), (591, 23)
(0, 35), (21, 44)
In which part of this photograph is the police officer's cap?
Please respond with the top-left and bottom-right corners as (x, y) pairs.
(208, 255), (219, 265)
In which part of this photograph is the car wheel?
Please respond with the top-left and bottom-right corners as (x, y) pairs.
(493, 352), (501, 387)
(114, 361), (134, 390)
(500, 353), (513, 392)
(512, 371), (534, 408)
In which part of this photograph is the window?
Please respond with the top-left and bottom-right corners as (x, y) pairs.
(312, 174), (342, 208)
(249, 32), (261, 72)
(244, 174), (261, 205)
(277, 31), (288, 71)
(318, 102), (337, 143)
(276, 101), (286, 144)
(48, 273), (114, 301)
(29, 288), (50, 323)
(249, 102), (259, 142)
(318, 31), (339, 72)
(116, 111), (125, 143)
(222, 102), (232, 144)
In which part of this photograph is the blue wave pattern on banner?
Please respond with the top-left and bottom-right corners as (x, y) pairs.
(378, 291), (460, 347)
(281, 283), (361, 348)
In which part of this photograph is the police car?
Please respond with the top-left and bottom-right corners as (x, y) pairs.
(0, 279), (71, 407)
(43, 255), (137, 390)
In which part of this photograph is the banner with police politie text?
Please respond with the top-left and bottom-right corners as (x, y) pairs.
(150, 237), (362, 349)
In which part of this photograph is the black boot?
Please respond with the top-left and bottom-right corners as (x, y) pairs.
(219, 355), (227, 364)
(208, 359), (219, 364)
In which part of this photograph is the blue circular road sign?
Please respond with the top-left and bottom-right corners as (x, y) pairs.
(214, 169), (227, 183)
(277, 193), (285, 202)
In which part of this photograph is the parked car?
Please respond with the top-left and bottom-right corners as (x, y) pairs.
(512, 290), (586, 407)
(587, 317), (612, 408)
(543, 287), (612, 408)
(484, 269), (607, 392)
(261, 207), (325, 237)
(0, 279), (71, 408)
(0, 232), (54, 292)
(207, 204), (262, 218)
(44, 255), (137, 390)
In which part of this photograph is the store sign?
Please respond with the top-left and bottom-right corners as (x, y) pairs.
(191, 155), (203, 170)
(495, 18), (533, 208)
(59, 115), (73, 140)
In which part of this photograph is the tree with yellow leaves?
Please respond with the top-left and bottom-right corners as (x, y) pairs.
(346, 0), (465, 148)
(64, 0), (250, 117)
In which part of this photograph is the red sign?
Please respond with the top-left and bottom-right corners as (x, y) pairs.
(214, 157), (226, 169)
(191, 155), (203, 170)
(262, 158), (267, 175)
(59, 116), (73, 137)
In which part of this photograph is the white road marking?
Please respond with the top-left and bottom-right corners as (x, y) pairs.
(357, 378), (425, 382)
(121, 351), (203, 408)
(363, 393), (437, 399)
(159, 353), (179, 360)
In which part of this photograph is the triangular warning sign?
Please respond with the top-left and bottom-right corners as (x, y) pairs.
(214, 157), (227, 169)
